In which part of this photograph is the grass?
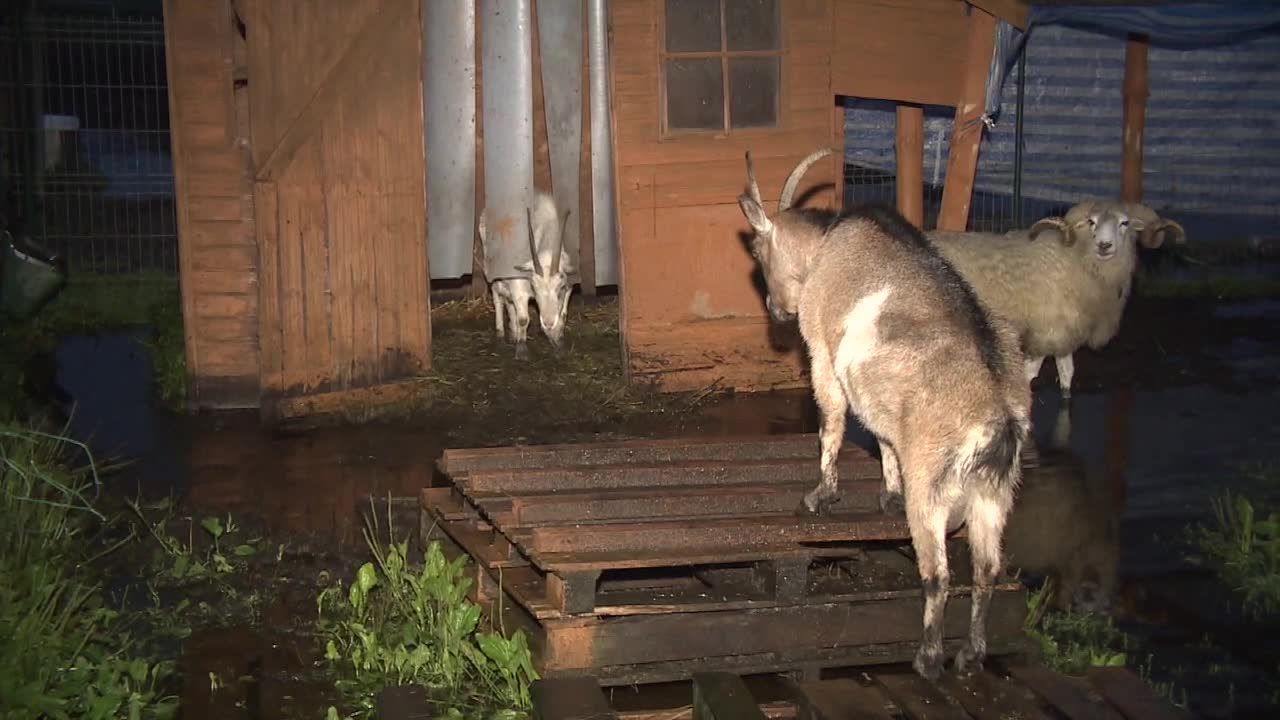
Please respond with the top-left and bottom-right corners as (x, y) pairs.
(316, 501), (538, 719)
(1023, 580), (1131, 676)
(0, 423), (178, 719)
(1136, 272), (1280, 302)
(1189, 484), (1280, 620)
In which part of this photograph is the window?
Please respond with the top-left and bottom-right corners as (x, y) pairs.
(662, 0), (781, 134)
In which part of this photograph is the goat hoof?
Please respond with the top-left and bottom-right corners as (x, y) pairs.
(800, 490), (840, 516)
(954, 645), (985, 676)
(913, 649), (944, 683)
(879, 489), (905, 516)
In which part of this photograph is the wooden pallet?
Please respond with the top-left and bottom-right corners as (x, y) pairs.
(528, 664), (1195, 720)
(420, 434), (1041, 685)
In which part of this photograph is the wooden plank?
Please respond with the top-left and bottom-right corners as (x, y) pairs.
(937, 7), (999, 231)
(1086, 667), (1194, 720)
(796, 678), (894, 720)
(938, 670), (1053, 720)
(540, 588), (1026, 671)
(268, 377), (422, 422)
(531, 676), (618, 720)
(501, 480), (882, 527)
(895, 105), (925, 227)
(548, 571), (602, 616)
(460, 456), (882, 494)
(1121, 34), (1150, 203)
(830, 0), (968, 107)
(870, 671), (970, 720)
(255, 2), (413, 181)
(693, 672), (766, 720)
(1007, 665), (1125, 720)
(527, 514), (913, 556)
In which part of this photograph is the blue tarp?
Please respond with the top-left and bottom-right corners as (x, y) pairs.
(986, 2), (1280, 125)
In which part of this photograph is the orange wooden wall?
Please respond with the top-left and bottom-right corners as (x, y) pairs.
(611, 0), (839, 393)
(830, 0), (971, 106)
(163, 0), (259, 408)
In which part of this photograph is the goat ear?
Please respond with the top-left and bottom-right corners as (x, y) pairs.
(1139, 219), (1186, 249)
(1029, 217), (1070, 245)
(737, 194), (774, 238)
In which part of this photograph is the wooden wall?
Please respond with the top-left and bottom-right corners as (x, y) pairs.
(830, 0), (971, 106)
(242, 0), (431, 420)
(163, 0), (260, 408)
(611, 0), (839, 393)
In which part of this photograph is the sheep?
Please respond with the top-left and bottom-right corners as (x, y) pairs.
(736, 148), (1032, 681)
(478, 190), (573, 359)
(927, 201), (1186, 398)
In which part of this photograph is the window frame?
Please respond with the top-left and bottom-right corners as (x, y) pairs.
(657, 0), (785, 138)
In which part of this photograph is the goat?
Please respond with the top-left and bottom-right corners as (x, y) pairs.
(737, 148), (1032, 680)
(927, 201), (1185, 398)
(478, 191), (573, 359)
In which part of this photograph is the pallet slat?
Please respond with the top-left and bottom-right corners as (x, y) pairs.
(1007, 665), (1126, 720)
(693, 672), (767, 720)
(532, 676), (619, 720)
(796, 678), (895, 720)
(938, 671), (1053, 720)
(1087, 667), (1195, 720)
(870, 672), (970, 720)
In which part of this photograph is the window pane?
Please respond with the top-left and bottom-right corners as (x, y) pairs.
(726, 0), (778, 51)
(665, 0), (721, 53)
(729, 56), (778, 129)
(666, 58), (724, 131)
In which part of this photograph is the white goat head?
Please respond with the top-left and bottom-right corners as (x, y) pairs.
(1029, 201), (1186, 262)
(736, 148), (835, 322)
(515, 196), (573, 352)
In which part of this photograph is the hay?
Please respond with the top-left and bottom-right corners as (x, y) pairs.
(410, 297), (704, 444)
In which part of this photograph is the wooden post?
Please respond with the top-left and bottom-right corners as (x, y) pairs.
(895, 104), (924, 227)
(1121, 34), (1150, 203)
(937, 7), (998, 231)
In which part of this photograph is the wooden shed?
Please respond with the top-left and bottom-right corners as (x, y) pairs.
(613, 0), (1028, 392)
(163, 0), (1029, 418)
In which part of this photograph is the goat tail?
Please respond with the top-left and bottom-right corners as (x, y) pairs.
(965, 412), (1028, 491)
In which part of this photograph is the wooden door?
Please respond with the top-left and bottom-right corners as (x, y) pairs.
(242, 0), (430, 420)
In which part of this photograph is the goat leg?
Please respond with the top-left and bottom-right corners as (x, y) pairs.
(802, 353), (847, 515)
(908, 482), (951, 682)
(492, 285), (506, 340)
(514, 296), (531, 360)
(955, 488), (1012, 676)
(878, 440), (905, 515)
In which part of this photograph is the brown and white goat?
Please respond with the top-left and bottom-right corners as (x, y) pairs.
(737, 148), (1032, 680)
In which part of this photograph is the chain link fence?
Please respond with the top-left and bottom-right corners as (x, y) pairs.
(2, 7), (178, 276)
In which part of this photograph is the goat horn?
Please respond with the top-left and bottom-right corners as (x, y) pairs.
(744, 151), (764, 207)
(550, 208), (569, 275)
(526, 207), (545, 275)
(779, 147), (834, 212)
(1029, 217), (1070, 244)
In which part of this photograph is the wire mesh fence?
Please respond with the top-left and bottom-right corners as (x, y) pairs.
(1, 10), (178, 276)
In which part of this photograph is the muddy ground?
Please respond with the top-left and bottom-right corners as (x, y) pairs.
(45, 278), (1280, 718)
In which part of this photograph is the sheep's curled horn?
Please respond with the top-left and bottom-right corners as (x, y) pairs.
(1124, 203), (1187, 249)
(1028, 216), (1072, 245)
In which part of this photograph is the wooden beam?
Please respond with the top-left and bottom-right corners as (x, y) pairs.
(937, 7), (998, 231)
(531, 676), (618, 720)
(968, 0), (1029, 31)
(693, 673), (766, 720)
(894, 105), (924, 227)
(254, 2), (413, 181)
(1121, 34), (1150, 203)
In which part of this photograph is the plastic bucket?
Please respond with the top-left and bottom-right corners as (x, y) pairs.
(1, 230), (67, 321)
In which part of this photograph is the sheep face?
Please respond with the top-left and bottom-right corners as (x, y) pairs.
(737, 149), (834, 322)
(1029, 202), (1186, 262)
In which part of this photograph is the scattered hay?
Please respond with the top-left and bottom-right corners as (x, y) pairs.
(405, 297), (710, 444)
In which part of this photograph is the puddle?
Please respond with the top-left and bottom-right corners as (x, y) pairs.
(43, 295), (1280, 718)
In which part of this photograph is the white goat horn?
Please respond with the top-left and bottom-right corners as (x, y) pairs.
(779, 147), (834, 213)
(526, 207), (545, 275)
(550, 208), (569, 275)
(1141, 218), (1186, 248)
(745, 151), (764, 207)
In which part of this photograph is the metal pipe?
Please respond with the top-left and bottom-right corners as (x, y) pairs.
(1013, 38), (1027, 228)
(587, 0), (617, 287)
(424, 0), (477, 280)
(480, 0), (535, 281)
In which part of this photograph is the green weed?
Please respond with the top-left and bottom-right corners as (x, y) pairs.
(317, 504), (537, 719)
(1023, 580), (1131, 675)
(0, 424), (178, 719)
(1189, 489), (1280, 619)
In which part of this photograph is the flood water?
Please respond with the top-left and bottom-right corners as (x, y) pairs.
(51, 292), (1280, 718)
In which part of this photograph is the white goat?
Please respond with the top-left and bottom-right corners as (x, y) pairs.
(737, 148), (1031, 680)
(928, 201), (1185, 398)
(478, 191), (573, 359)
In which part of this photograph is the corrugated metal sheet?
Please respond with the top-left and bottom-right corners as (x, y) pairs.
(844, 24), (1280, 225)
